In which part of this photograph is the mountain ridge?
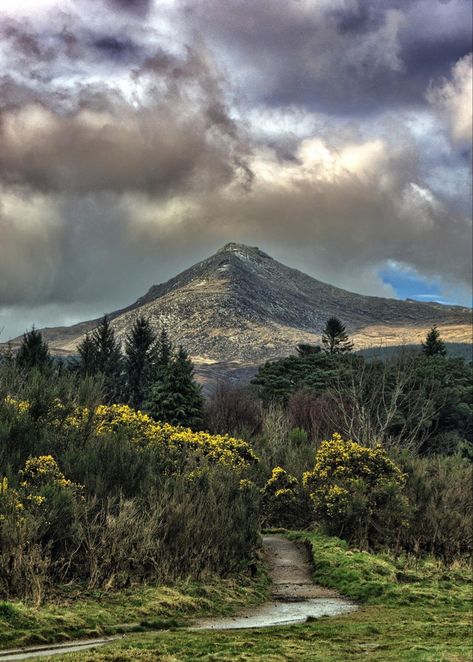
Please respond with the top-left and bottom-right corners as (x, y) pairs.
(6, 244), (472, 377)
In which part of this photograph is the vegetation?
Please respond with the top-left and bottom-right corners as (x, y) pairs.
(15, 327), (52, 374)
(0, 369), (261, 603)
(0, 319), (471, 660)
(261, 467), (310, 529)
(20, 532), (471, 661)
(145, 345), (204, 429)
(422, 325), (447, 357)
(0, 574), (268, 649)
(303, 434), (408, 548)
(253, 345), (472, 457)
(321, 316), (354, 354)
(123, 316), (158, 409)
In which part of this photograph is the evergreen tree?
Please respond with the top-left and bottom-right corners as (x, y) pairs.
(124, 316), (157, 409)
(321, 317), (354, 354)
(145, 345), (204, 428)
(156, 327), (173, 370)
(77, 332), (98, 377)
(90, 316), (123, 402)
(422, 326), (447, 357)
(16, 327), (52, 373)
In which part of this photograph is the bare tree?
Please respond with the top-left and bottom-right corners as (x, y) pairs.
(327, 352), (445, 451)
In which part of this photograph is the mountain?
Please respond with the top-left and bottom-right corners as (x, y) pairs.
(7, 243), (472, 383)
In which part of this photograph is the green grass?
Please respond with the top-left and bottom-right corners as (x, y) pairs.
(287, 531), (472, 608)
(0, 573), (269, 649)
(2, 533), (472, 661)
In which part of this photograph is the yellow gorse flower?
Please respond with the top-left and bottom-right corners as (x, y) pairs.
(4, 398), (259, 472)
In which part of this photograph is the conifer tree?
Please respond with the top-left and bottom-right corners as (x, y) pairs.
(422, 326), (447, 357)
(321, 317), (354, 354)
(156, 327), (173, 370)
(124, 316), (157, 409)
(77, 332), (98, 377)
(89, 316), (123, 402)
(16, 327), (52, 373)
(144, 345), (204, 428)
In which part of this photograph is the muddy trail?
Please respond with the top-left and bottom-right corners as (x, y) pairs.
(0, 535), (356, 660)
(191, 535), (356, 630)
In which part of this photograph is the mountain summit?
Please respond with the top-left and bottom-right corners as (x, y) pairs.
(17, 244), (472, 374)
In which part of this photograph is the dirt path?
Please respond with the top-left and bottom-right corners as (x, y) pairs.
(190, 534), (356, 630)
(0, 535), (356, 659)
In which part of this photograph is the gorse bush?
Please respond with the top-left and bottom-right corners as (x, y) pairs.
(261, 467), (311, 529)
(0, 367), (262, 602)
(6, 400), (258, 474)
(303, 433), (409, 549)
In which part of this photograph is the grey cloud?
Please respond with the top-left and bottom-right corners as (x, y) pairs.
(184, 0), (472, 116)
(0, 37), (250, 194)
(105, 0), (152, 16)
(129, 130), (472, 291)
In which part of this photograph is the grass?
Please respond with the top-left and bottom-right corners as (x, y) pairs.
(2, 532), (472, 661)
(0, 573), (269, 649)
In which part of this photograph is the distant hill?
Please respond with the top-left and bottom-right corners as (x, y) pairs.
(6, 243), (472, 383)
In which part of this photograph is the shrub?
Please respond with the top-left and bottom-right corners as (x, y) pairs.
(0, 388), (262, 601)
(303, 433), (408, 548)
(206, 382), (262, 437)
(261, 467), (312, 528)
(397, 453), (473, 561)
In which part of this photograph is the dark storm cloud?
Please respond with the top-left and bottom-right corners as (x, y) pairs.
(93, 36), (142, 61)
(0, 13), (146, 86)
(185, 0), (472, 115)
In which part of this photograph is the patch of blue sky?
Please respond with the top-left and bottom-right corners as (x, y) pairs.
(379, 263), (472, 308)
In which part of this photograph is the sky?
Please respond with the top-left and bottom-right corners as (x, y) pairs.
(0, 0), (471, 340)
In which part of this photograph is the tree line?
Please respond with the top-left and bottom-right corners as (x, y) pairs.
(6, 316), (204, 429)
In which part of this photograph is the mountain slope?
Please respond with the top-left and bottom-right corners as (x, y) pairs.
(11, 243), (472, 370)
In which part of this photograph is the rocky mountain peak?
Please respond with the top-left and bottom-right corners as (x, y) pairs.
(216, 242), (270, 262)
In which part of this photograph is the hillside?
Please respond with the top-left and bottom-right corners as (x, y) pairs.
(8, 243), (472, 380)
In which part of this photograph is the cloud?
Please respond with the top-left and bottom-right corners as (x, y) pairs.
(129, 130), (472, 292)
(184, 0), (472, 115)
(427, 53), (473, 148)
(105, 0), (152, 16)
(0, 0), (471, 338)
(0, 28), (250, 194)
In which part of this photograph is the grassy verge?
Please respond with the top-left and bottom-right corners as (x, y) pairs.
(0, 572), (269, 649)
(37, 531), (472, 662)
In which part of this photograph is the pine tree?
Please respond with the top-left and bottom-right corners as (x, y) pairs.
(156, 327), (172, 370)
(144, 345), (204, 428)
(422, 326), (447, 357)
(124, 316), (157, 409)
(90, 316), (123, 402)
(321, 317), (354, 354)
(16, 327), (52, 373)
(77, 332), (98, 377)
